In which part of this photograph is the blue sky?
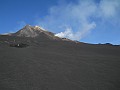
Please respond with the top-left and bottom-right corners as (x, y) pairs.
(0, 0), (120, 44)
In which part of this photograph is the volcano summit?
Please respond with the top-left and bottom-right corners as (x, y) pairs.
(0, 25), (120, 90)
(11, 25), (61, 40)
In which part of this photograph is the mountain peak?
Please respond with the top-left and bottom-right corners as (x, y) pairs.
(24, 24), (31, 29)
(11, 25), (61, 40)
(23, 25), (45, 31)
(12, 25), (43, 37)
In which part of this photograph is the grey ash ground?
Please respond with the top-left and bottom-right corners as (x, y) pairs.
(0, 25), (120, 90)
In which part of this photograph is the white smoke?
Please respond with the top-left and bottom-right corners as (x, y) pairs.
(99, 0), (120, 18)
(55, 22), (96, 40)
(38, 0), (120, 40)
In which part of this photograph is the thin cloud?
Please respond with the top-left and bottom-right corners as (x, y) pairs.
(99, 0), (120, 18)
(38, 0), (120, 40)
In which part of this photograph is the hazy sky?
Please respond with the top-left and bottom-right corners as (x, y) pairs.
(0, 0), (120, 44)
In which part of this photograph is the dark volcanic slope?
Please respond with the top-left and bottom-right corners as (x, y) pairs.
(0, 35), (120, 90)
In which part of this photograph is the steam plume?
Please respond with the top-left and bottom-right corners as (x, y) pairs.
(38, 0), (120, 40)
